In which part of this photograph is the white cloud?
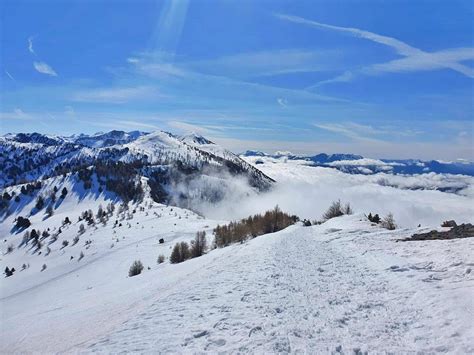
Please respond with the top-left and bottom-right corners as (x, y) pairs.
(197, 157), (474, 228)
(5, 70), (15, 81)
(33, 61), (57, 76)
(167, 121), (217, 135)
(307, 71), (354, 89)
(91, 120), (159, 130)
(27, 36), (35, 55)
(276, 13), (474, 85)
(277, 98), (288, 107)
(313, 122), (383, 142)
(368, 48), (474, 77)
(275, 14), (420, 56)
(71, 86), (161, 103)
(188, 49), (340, 78)
(0, 108), (32, 120)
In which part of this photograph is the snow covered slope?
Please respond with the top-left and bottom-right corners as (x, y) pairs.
(1, 214), (472, 353)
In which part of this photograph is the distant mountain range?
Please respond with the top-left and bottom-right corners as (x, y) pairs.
(241, 151), (474, 176)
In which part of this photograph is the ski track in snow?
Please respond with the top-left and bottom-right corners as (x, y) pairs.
(73, 222), (473, 353)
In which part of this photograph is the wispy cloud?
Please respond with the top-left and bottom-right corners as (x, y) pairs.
(277, 98), (288, 108)
(313, 121), (422, 143)
(5, 70), (15, 81)
(187, 49), (340, 79)
(90, 119), (159, 130)
(306, 71), (353, 89)
(275, 14), (420, 56)
(367, 48), (474, 77)
(313, 122), (380, 142)
(276, 13), (474, 85)
(71, 86), (161, 103)
(27, 36), (36, 55)
(0, 108), (33, 120)
(167, 121), (217, 135)
(33, 61), (57, 76)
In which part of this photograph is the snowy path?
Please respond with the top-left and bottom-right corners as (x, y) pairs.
(78, 219), (473, 353)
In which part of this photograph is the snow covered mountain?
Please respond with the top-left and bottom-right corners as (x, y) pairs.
(242, 150), (474, 176)
(0, 130), (274, 210)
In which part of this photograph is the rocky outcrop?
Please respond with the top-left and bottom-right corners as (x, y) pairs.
(400, 223), (474, 241)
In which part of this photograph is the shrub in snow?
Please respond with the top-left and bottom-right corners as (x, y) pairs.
(190, 231), (207, 258)
(157, 254), (165, 264)
(46, 205), (54, 217)
(41, 264), (47, 272)
(170, 242), (190, 264)
(30, 229), (39, 239)
(61, 240), (69, 248)
(323, 200), (343, 220)
(72, 236), (80, 246)
(343, 203), (353, 215)
(78, 223), (85, 235)
(78, 251), (84, 261)
(6, 244), (14, 254)
(35, 195), (45, 210)
(41, 230), (50, 240)
(4, 267), (15, 277)
(322, 200), (353, 221)
(367, 213), (381, 224)
(15, 216), (31, 230)
(128, 260), (144, 277)
(381, 213), (397, 230)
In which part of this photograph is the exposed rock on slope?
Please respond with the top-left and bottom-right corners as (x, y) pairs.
(401, 223), (474, 241)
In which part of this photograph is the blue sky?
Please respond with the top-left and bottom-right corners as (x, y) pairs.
(1, 0), (473, 159)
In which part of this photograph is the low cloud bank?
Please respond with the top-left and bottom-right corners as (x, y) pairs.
(194, 161), (474, 228)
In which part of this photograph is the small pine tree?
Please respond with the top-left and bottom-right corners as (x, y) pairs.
(128, 260), (144, 277)
(46, 205), (54, 217)
(157, 254), (165, 264)
(35, 196), (45, 210)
